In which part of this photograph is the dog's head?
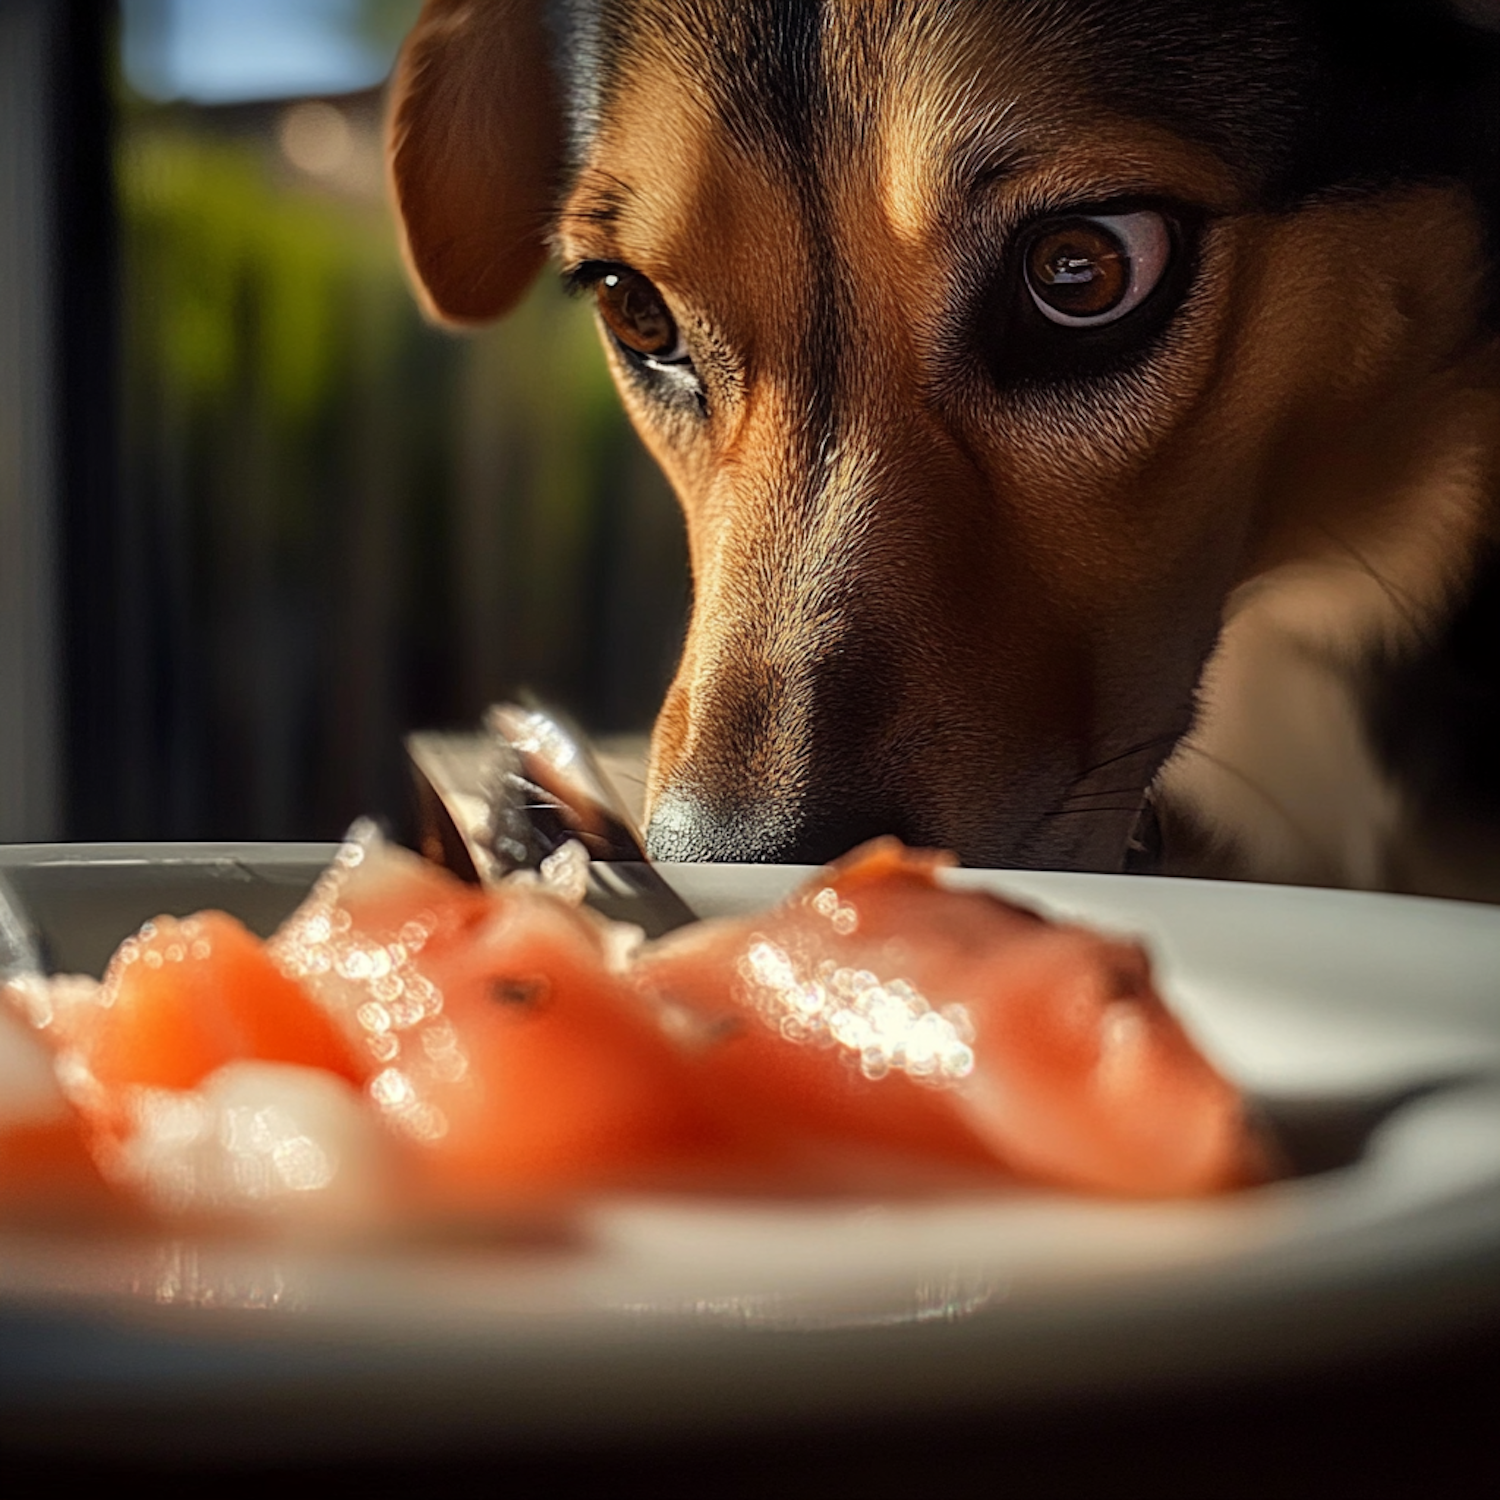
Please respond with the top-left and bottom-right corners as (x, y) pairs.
(390, 0), (1500, 872)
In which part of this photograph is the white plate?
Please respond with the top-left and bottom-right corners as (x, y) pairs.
(2, 845), (1500, 1459)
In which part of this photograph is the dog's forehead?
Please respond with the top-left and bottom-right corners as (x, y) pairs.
(551, 0), (1291, 301)
(549, 0), (1309, 186)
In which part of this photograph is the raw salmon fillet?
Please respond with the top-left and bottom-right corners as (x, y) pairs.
(1, 831), (1261, 1222)
(633, 839), (1259, 1196)
(56, 909), (364, 1155)
(268, 833), (752, 1206)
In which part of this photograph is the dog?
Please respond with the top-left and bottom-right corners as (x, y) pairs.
(387, 0), (1500, 898)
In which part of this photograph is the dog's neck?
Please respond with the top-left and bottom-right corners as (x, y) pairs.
(1154, 329), (1500, 898)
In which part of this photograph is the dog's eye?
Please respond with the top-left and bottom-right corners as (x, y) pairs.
(594, 270), (688, 362)
(1022, 211), (1171, 327)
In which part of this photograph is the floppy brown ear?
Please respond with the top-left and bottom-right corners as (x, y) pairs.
(387, 0), (565, 325)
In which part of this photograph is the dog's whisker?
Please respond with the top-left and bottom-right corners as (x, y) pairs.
(1043, 805), (1147, 818)
(1058, 781), (1153, 801)
(1056, 786), (1146, 810)
(1065, 732), (1183, 792)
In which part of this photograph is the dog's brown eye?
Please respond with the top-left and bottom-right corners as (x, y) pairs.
(595, 269), (685, 361)
(1023, 211), (1171, 327)
(1027, 224), (1127, 316)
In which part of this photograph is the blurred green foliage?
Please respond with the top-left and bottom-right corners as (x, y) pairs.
(114, 112), (683, 840)
(125, 131), (359, 423)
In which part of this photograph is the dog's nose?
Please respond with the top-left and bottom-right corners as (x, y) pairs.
(645, 786), (913, 865)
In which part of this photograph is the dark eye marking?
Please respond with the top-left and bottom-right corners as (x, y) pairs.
(981, 203), (1201, 386)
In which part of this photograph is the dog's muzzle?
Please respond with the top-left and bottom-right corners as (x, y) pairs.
(646, 784), (930, 867)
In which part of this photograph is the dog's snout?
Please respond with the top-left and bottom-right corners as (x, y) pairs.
(645, 623), (930, 864)
(645, 785), (914, 866)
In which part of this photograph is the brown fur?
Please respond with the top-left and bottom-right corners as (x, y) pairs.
(389, 0), (1500, 893)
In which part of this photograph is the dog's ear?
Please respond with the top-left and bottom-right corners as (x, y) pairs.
(387, 0), (564, 325)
